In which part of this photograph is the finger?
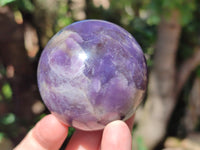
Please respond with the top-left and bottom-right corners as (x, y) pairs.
(125, 114), (135, 131)
(14, 114), (68, 150)
(101, 120), (132, 150)
(65, 130), (102, 150)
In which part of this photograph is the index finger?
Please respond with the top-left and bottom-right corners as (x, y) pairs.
(14, 114), (68, 150)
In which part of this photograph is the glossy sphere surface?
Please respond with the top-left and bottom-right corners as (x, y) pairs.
(37, 20), (147, 131)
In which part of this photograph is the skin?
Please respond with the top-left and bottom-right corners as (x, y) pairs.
(14, 114), (134, 150)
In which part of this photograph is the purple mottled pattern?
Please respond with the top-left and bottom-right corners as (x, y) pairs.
(37, 20), (147, 131)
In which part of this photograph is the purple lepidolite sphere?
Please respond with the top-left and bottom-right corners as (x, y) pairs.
(37, 20), (147, 131)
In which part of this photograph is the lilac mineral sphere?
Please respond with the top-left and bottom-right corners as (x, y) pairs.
(37, 20), (147, 131)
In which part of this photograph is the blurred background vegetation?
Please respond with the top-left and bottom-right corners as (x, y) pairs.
(0, 0), (200, 149)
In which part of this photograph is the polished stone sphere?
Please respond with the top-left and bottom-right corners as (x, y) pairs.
(37, 20), (147, 131)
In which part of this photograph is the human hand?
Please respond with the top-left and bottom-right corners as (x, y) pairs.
(14, 114), (134, 150)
